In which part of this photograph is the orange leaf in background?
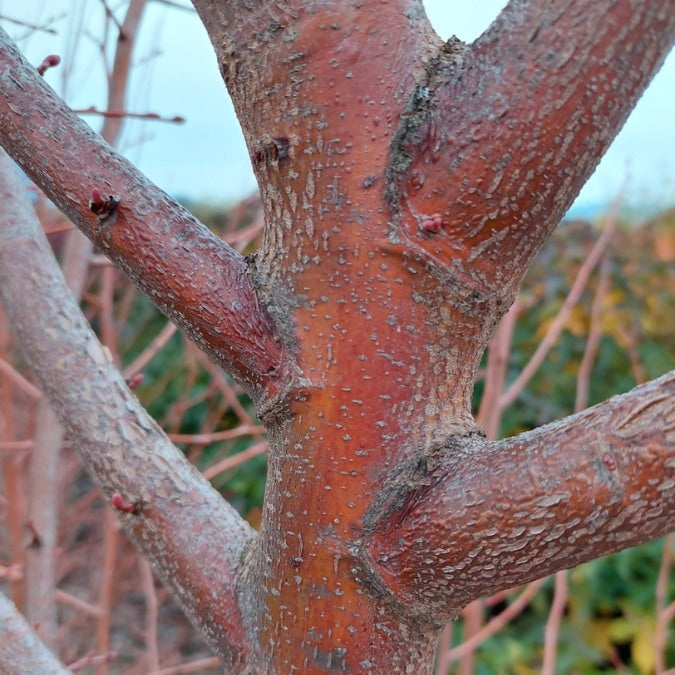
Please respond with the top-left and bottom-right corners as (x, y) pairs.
(653, 230), (675, 262)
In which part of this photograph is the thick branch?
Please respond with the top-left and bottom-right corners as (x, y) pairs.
(368, 372), (675, 621)
(0, 150), (253, 667)
(0, 27), (286, 398)
(0, 593), (69, 675)
(393, 0), (674, 295)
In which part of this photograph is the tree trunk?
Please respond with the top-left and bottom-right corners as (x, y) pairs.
(0, 0), (673, 671)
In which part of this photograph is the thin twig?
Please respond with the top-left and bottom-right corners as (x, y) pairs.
(499, 209), (618, 410)
(434, 623), (453, 675)
(55, 589), (104, 618)
(542, 571), (568, 674)
(203, 441), (268, 481)
(0, 331), (27, 609)
(444, 579), (547, 664)
(458, 600), (483, 675)
(100, 264), (119, 359)
(73, 106), (185, 123)
(196, 352), (254, 426)
(122, 321), (177, 379)
(0, 357), (42, 399)
(151, 0), (196, 12)
(0, 14), (59, 34)
(619, 324), (647, 385)
(226, 213), (265, 251)
(96, 509), (119, 675)
(170, 424), (265, 445)
(152, 656), (221, 674)
(97, 0), (123, 34)
(140, 558), (160, 672)
(477, 301), (520, 438)
(575, 257), (611, 411)
(655, 534), (674, 674)
(0, 563), (22, 580)
(0, 440), (34, 451)
(90, 254), (114, 266)
(69, 650), (118, 672)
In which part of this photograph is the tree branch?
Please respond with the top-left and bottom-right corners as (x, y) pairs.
(392, 0), (674, 296)
(0, 27), (287, 399)
(101, 0), (147, 143)
(0, 150), (253, 667)
(367, 371), (675, 621)
(191, 0), (439, 246)
(0, 592), (69, 675)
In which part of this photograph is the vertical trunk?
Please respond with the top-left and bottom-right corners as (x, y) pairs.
(194, 2), (492, 668)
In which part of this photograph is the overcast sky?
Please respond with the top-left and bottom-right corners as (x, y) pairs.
(3, 0), (674, 214)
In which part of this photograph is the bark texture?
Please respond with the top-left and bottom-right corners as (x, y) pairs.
(368, 372), (675, 619)
(0, 26), (285, 401)
(0, 149), (253, 669)
(23, 1), (149, 645)
(0, 0), (673, 672)
(0, 593), (69, 675)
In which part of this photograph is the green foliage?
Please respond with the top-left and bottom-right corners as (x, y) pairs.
(460, 540), (674, 674)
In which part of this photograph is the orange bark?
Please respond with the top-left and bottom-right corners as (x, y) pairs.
(0, 0), (673, 671)
(189, 0), (673, 669)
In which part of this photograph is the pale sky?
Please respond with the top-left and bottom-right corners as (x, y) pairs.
(3, 0), (674, 215)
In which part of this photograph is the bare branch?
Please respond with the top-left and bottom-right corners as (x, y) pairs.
(444, 579), (546, 664)
(54, 589), (104, 618)
(24, 2), (148, 645)
(0, 593), (69, 675)
(26, 403), (61, 647)
(151, 0), (195, 12)
(139, 558), (160, 672)
(101, 0), (148, 143)
(203, 440), (268, 481)
(122, 321), (177, 379)
(0, 356), (41, 399)
(393, 0), (675, 295)
(367, 371), (675, 620)
(0, 149), (253, 666)
(0, 27), (287, 398)
(542, 571), (568, 674)
(74, 106), (185, 123)
(170, 424), (265, 445)
(0, 13), (59, 35)
(575, 256), (611, 412)
(154, 656), (221, 674)
(68, 650), (117, 672)
(500, 213), (615, 409)
(655, 534), (674, 673)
